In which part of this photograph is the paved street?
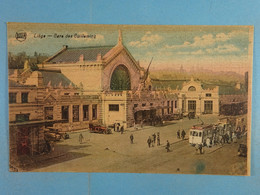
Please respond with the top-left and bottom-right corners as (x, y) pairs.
(30, 115), (247, 175)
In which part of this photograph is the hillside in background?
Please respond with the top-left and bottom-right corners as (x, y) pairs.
(149, 69), (247, 95)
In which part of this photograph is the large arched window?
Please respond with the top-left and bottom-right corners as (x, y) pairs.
(110, 65), (131, 90)
(188, 86), (196, 91)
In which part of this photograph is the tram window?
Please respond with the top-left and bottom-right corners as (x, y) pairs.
(199, 132), (202, 137)
(190, 131), (193, 136)
(194, 132), (198, 136)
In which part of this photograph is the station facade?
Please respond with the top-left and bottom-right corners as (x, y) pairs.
(42, 31), (183, 128)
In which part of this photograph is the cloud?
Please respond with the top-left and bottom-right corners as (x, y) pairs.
(191, 49), (204, 55)
(216, 33), (230, 42)
(164, 30), (248, 50)
(176, 51), (190, 55)
(129, 31), (163, 48)
(206, 44), (240, 54)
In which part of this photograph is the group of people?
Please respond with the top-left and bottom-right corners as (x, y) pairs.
(213, 131), (237, 146)
(147, 132), (160, 148)
(114, 123), (124, 134)
(201, 125), (245, 149)
(177, 129), (186, 140)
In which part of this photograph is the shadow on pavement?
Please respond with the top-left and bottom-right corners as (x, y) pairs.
(16, 143), (91, 172)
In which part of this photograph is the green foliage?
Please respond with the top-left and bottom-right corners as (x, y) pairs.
(8, 52), (49, 69)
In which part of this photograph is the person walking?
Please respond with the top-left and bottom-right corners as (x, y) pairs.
(117, 123), (120, 132)
(232, 131), (237, 143)
(120, 126), (124, 134)
(199, 144), (203, 154)
(147, 136), (152, 148)
(130, 134), (134, 144)
(177, 130), (180, 139)
(152, 133), (156, 145)
(206, 137), (211, 147)
(157, 132), (160, 146)
(166, 140), (170, 152)
(181, 129), (186, 140)
(141, 120), (144, 128)
(79, 133), (83, 144)
(151, 139), (154, 147)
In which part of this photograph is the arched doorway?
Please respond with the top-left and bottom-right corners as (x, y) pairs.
(110, 65), (131, 90)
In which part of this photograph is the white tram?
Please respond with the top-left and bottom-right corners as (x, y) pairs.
(189, 124), (213, 145)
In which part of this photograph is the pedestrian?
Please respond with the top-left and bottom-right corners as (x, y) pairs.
(195, 144), (203, 154)
(147, 136), (152, 148)
(151, 139), (154, 147)
(79, 133), (83, 144)
(157, 132), (160, 146)
(117, 123), (120, 132)
(153, 133), (156, 144)
(219, 134), (223, 145)
(120, 126), (124, 134)
(134, 122), (137, 130)
(206, 137), (211, 148)
(181, 129), (186, 140)
(130, 134), (134, 144)
(211, 135), (214, 146)
(177, 130), (180, 139)
(166, 140), (170, 152)
(232, 131), (237, 143)
(141, 120), (143, 128)
(199, 144), (203, 154)
(225, 133), (229, 144)
(230, 131), (233, 142)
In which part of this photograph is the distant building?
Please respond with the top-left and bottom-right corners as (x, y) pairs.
(176, 78), (219, 115)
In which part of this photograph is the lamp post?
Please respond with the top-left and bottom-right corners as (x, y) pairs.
(199, 94), (201, 115)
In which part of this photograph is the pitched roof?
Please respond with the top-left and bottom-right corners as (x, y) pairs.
(46, 46), (114, 63)
(150, 79), (186, 90)
(39, 70), (76, 87)
(150, 79), (245, 95)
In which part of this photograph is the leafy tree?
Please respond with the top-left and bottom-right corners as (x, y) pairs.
(8, 51), (49, 69)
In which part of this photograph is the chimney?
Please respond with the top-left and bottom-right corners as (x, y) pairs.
(97, 53), (102, 61)
(79, 54), (84, 62)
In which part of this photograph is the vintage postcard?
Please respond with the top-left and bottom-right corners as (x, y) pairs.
(8, 23), (253, 175)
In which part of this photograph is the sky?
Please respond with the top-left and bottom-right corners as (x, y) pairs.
(8, 23), (253, 75)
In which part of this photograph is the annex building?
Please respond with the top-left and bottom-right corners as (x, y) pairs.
(177, 78), (219, 115)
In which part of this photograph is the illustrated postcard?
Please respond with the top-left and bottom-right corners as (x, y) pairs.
(8, 23), (253, 175)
